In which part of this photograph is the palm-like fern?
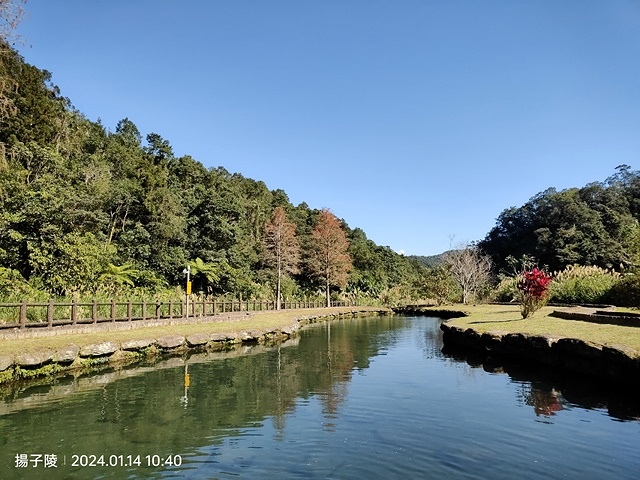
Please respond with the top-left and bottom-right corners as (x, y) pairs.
(99, 263), (139, 290)
(189, 258), (219, 293)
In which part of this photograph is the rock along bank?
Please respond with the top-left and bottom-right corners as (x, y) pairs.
(440, 321), (640, 388)
(0, 308), (387, 386)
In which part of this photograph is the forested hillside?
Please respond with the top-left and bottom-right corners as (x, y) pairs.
(407, 253), (446, 268)
(0, 43), (427, 303)
(480, 165), (640, 274)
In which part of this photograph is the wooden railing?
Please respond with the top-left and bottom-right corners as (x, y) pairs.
(0, 299), (353, 330)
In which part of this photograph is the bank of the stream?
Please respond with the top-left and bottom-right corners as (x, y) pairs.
(0, 307), (389, 385)
(423, 304), (640, 387)
(5, 303), (640, 389)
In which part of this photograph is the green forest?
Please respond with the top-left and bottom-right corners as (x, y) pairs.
(0, 41), (428, 305)
(479, 164), (640, 307)
(480, 165), (640, 274)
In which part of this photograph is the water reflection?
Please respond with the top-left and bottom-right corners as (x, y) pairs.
(441, 343), (640, 421)
(0, 316), (407, 479)
(0, 316), (638, 480)
(518, 384), (566, 417)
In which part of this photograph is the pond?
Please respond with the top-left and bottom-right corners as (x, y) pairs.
(1, 315), (639, 479)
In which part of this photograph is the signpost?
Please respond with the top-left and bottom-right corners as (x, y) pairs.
(183, 265), (191, 318)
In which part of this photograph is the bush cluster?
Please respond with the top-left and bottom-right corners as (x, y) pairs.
(548, 265), (620, 304)
(492, 276), (519, 303)
(517, 268), (552, 318)
(491, 264), (640, 308)
(604, 275), (640, 307)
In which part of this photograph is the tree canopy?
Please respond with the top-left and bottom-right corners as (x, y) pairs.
(308, 209), (352, 307)
(0, 44), (429, 303)
(263, 206), (300, 309)
(480, 165), (640, 273)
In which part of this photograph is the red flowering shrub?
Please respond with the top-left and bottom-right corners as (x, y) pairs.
(517, 268), (552, 318)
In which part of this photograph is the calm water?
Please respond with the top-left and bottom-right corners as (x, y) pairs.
(1, 315), (639, 479)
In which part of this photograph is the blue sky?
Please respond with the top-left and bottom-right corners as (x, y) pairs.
(15, 0), (640, 255)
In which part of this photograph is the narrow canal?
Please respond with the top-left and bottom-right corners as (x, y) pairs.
(1, 315), (639, 479)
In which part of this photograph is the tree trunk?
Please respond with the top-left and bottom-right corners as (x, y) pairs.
(326, 281), (330, 307)
(276, 263), (281, 310)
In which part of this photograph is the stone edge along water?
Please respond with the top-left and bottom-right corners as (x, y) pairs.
(0, 309), (387, 385)
(440, 321), (640, 387)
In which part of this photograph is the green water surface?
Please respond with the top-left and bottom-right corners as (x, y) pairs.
(0, 315), (639, 479)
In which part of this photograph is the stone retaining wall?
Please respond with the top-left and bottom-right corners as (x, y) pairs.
(0, 309), (385, 385)
(440, 322), (640, 387)
(392, 306), (468, 319)
(0, 338), (303, 415)
(550, 310), (640, 328)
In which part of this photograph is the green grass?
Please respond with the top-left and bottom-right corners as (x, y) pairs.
(0, 306), (387, 357)
(424, 304), (640, 354)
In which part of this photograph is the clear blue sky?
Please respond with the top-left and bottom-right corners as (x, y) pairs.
(15, 0), (640, 256)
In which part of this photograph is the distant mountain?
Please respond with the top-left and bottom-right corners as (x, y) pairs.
(408, 253), (448, 268)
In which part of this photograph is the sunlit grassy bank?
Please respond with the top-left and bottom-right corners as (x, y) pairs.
(423, 304), (640, 355)
(0, 307), (388, 357)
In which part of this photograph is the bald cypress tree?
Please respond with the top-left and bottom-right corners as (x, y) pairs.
(263, 206), (300, 309)
(309, 209), (352, 307)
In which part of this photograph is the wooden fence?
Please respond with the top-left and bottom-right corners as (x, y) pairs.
(0, 299), (353, 330)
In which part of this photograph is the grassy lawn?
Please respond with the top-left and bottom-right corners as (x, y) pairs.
(424, 304), (640, 354)
(0, 306), (387, 357)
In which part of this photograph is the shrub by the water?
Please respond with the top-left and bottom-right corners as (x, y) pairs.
(517, 268), (552, 318)
(492, 276), (519, 303)
(605, 274), (640, 308)
(549, 265), (620, 304)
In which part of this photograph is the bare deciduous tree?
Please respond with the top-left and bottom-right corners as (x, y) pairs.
(443, 242), (492, 304)
(0, 0), (26, 44)
(263, 206), (300, 309)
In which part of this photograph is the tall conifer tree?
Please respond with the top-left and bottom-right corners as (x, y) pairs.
(263, 206), (300, 309)
(309, 209), (352, 307)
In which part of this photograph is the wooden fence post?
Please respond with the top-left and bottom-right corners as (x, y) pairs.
(142, 300), (147, 321)
(47, 299), (54, 328)
(92, 299), (98, 324)
(128, 301), (133, 321)
(169, 300), (174, 320)
(111, 299), (116, 322)
(72, 300), (78, 325)
(20, 300), (27, 329)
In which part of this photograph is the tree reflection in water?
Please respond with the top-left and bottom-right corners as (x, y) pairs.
(441, 342), (640, 422)
(518, 384), (566, 417)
